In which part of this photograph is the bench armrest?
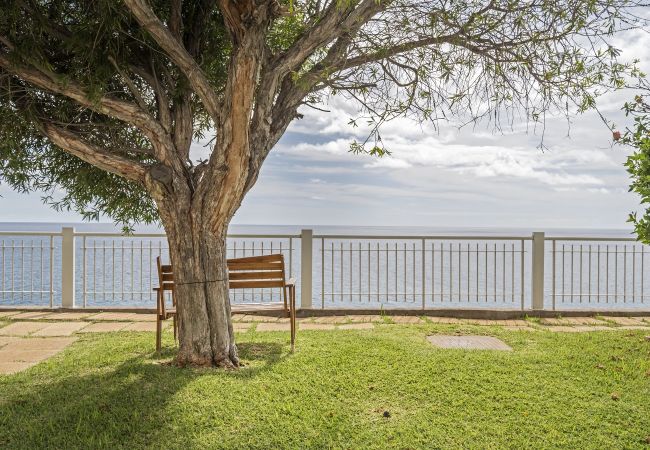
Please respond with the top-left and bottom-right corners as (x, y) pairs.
(285, 278), (296, 287)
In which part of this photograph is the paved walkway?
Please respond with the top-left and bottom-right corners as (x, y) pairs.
(0, 311), (648, 375)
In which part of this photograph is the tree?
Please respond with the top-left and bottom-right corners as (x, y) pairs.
(615, 81), (650, 244)
(0, 0), (643, 367)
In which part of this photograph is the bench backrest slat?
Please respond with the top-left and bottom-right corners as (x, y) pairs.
(227, 254), (286, 290)
(156, 254), (288, 291)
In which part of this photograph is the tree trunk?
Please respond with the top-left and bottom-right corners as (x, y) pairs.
(160, 199), (239, 368)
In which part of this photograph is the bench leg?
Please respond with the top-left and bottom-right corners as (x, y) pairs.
(290, 285), (296, 352)
(156, 315), (162, 352)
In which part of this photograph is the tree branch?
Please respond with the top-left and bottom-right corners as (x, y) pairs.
(123, 0), (221, 123)
(39, 121), (147, 182)
(0, 51), (175, 162)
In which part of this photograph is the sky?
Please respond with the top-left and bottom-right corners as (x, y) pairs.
(1, 25), (649, 232)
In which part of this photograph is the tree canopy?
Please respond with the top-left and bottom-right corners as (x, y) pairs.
(0, 0), (645, 229)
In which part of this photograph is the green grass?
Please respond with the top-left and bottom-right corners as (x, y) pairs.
(1, 324), (649, 449)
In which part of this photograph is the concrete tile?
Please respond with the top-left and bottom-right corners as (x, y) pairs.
(42, 312), (95, 321)
(77, 322), (129, 333)
(607, 317), (645, 326)
(618, 326), (650, 330)
(390, 316), (425, 324)
(231, 314), (246, 322)
(8, 337), (76, 351)
(300, 323), (336, 330)
(464, 319), (499, 326)
(129, 314), (157, 322)
(10, 311), (51, 320)
(0, 361), (37, 375)
(502, 320), (530, 327)
(232, 322), (252, 332)
(564, 317), (606, 325)
(540, 318), (569, 326)
(0, 336), (18, 348)
(428, 317), (464, 324)
(254, 315), (281, 323)
(122, 322), (157, 332)
(427, 335), (512, 351)
(338, 323), (374, 330)
(503, 326), (538, 331)
(255, 323), (291, 332)
(0, 322), (48, 336)
(346, 315), (372, 323)
(91, 312), (138, 321)
(313, 316), (347, 324)
(32, 322), (88, 337)
(0, 348), (60, 362)
(0, 311), (21, 319)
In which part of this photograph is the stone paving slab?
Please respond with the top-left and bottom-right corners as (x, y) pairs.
(0, 361), (36, 374)
(91, 312), (139, 321)
(540, 318), (569, 325)
(427, 317), (465, 324)
(33, 322), (88, 337)
(0, 322), (49, 336)
(122, 322), (157, 332)
(338, 323), (374, 330)
(10, 311), (51, 320)
(232, 323), (252, 332)
(0, 337), (76, 375)
(0, 336), (18, 348)
(606, 317), (645, 326)
(43, 312), (96, 321)
(300, 323), (336, 330)
(0, 311), (22, 319)
(8, 337), (76, 351)
(255, 323), (291, 332)
(0, 348), (61, 362)
(345, 315), (373, 323)
(391, 316), (425, 324)
(503, 326), (538, 331)
(544, 325), (613, 333)
(77, 322), (129, 333)
(129, 314), (157, 322)
(313, 316), (348, 324)
(427, 335), (512, 351)
(563, 317), (607, 325)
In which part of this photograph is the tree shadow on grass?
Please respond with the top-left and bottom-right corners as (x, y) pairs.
(0, 340), (286, 449)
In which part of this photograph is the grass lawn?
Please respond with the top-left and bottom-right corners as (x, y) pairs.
(0, 323), (649, 449)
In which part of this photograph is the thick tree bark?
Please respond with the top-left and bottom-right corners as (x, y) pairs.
(157, 194), (239, 368)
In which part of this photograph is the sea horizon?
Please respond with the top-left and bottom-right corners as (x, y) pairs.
(0, 221), (638, 238)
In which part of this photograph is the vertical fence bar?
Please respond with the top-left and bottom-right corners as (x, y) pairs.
(61, 227), (75, 308)
(316, 240), (324, 303)
(532, 232), (545, 310)
(421, 239), (426, 309)
(552, 239), (556, 311)
(83, 236), (87, 308)
(49, 236), (54, 308)
(520, 239), (525, 310)
(300, 229), (313, 309)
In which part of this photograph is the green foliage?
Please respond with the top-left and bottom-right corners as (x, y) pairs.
(618, 89), (650, 243)
(0, 0), (229, 228)
(0, 324), (649, 448)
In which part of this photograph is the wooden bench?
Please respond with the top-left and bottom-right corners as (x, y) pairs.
(154, 253), (296, 352)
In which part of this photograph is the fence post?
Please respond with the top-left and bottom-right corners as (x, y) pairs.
(531, 231), (545, 310)
(300, 229), (313, 309)
(61, 227), (76, 309)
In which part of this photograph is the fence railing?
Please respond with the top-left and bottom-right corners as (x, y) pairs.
(0, 228), (648, 311)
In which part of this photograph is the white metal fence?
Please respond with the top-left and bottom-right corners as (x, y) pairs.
(0, 228), (648, 311)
